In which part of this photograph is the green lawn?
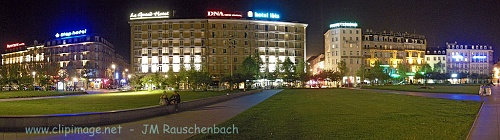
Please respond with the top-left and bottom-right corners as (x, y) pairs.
(362, 84), (481, 94)
(191, 89), (481, 140)
(0, 91), (87, 99)
(0, 90), (228, 115)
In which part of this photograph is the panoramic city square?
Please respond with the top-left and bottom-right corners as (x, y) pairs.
(0, 0), (500, 140)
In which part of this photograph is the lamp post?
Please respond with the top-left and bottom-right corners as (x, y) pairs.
(32, 71), (36, 84)
(111, 64), (116, 88)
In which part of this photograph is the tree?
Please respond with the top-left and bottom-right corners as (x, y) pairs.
(416, 64), (432, 86)
(396, 63), (411, 83)
(166, 70), (178, 89)
(280, 57), (296, 86)
(129, 74), (143, 91)
(433, 61), (445, 73)
(337, 61), (349, 85)
(367, 61), (390, 85)
(237, 55), (259, 89)
(295, 58), (309, 88)
(178, 65), (188, 90)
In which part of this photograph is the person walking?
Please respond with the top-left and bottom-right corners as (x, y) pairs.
(479, 85), (485, 96)
(169, 91), (181, 112)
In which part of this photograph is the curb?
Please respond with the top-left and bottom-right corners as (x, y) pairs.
(466, 101), (485, 140)
(0, 89), (263, 132)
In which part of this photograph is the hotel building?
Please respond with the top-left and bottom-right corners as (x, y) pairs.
(129, 11), (307, 86)
(323, 22), (427, 85)
(324, 22), (362, 84)
(1, 34), (130, 89)
(1, 41), (45, 77)
(446, 42), (493, 75)
(362, 30), (427, 81)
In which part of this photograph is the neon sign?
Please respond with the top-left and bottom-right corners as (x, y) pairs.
(473, 56), (487, 59)
(247, 11), (280, 19)
(130, 11), (170, 20)
(55, 29), (87, 38)
(207, 11), (242, 17)
(329, 22), (358, 28)
(6, 43), (25, 48)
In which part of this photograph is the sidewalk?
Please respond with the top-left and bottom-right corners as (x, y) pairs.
(468, 85), (500, 140)
(0, 89), (282, 140)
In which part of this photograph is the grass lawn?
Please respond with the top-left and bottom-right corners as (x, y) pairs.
(0, 91), (87, 99)
(191, 89), (481, 140)
(0, 90), (228, 115)
(362, 84), (481, 94)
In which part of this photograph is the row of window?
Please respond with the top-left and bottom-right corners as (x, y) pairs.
(136, 23), (303, 33)
(447, 45), (492, 50)
(426, 56), (446, 61)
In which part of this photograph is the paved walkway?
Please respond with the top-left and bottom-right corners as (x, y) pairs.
(468, 85), (500, 140)
(0, 89), (282, 140)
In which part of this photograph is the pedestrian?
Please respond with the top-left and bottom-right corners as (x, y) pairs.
(159, 91), (169, 106)
(169, 91), (181, 112)
(479, 85), (485, 96)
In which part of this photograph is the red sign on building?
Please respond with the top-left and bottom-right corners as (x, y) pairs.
(6, 43), (25, 48)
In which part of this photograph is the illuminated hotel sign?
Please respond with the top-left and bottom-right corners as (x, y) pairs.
(55, 29), (87, 38)
(473, 56), (487, 59)
(452, 55), (463, 59)
(207, 11), (242, 17)
(329, 22), (358, 28)
(247, 11), (280, 19)
(6, 43), (25, 48)
(130, 11), (170, 20)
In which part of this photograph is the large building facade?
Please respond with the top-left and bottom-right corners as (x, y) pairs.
(1, 34), (130, 89)
(425, 46), (446, 73)
(322, 22), (427, 85)
(362, 29), (427, 79)
(446, 42), (493, 76)
(129, 13), (307, 86)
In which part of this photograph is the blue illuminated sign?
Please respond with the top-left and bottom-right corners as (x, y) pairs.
(55, 29), (87, 38)
(247, 11), (280, 19)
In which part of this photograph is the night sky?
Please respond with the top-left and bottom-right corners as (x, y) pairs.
(1, 0), (499, 61)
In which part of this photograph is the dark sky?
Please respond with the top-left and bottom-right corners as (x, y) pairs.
(1, 0), (500, 61)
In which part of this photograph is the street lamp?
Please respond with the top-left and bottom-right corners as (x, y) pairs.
(32, 71), (36, 84)
(111, 64), (116, 88)
(73, 77), (78, 91)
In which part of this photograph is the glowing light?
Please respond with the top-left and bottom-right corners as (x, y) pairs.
(249, 11), (280, 19)
(379, 65), (390, 68)
(6, 43), (25, 48)
(451, 74), (458, 78)
(473, 56), (487, 59)
(329, 22), (358, 28)
(247, 11), (253, 17)
(452, 55), (463, 59)
(207, 11), (242, 17)
(130, 11), (170, 20)
(55, 29), (87, 38)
